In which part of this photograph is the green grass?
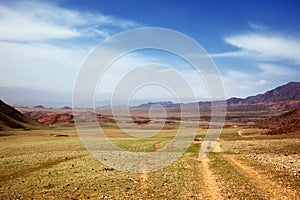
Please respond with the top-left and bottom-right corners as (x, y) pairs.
(1, 126), (299, 199)
(0, 129), (206, 199)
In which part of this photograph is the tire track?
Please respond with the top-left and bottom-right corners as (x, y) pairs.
(139, 172), (149, 197)
(199, 140), (223, 200)
(200, 157), (223, 200)
(138, 161), (150, 199)
(223, 154), (299, 199)
(237, 129), (250, 138)
(237, 129), (244, 137)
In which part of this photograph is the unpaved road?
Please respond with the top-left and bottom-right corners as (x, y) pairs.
(201, 157), (223, 200)
(198, 141), (223, 200)
(224, 154), (298, 199)
(198, 140), (299, 200)
(237, 129), (248, 137)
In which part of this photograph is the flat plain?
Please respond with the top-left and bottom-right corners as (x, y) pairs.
(0, 107), (299, 199)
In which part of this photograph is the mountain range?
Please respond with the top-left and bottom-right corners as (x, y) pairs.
(134, 82), (300, 110)
(0, 81), (299, 130)
(226, 82), (300, 105)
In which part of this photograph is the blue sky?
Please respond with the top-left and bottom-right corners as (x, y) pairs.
(0, 0), (299, 106)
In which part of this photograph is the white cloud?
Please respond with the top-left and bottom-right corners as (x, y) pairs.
(258, 63), (298, 76)
(224, 33), (300, 64)
(0, 41), (86, 90)
(211, 24), (300, 65)
(0, 1), (139, 41)
(211, 25), (300, 98)
(210, 50), (253, 58)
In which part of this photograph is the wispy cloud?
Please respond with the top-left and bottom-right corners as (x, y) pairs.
(248, 22), (269, 32)
(258, 63), (299, 76)
(221, 62), (300, 98)
(223, 33), (300, 64)
(0, 1), (139, 42)
(0, 2), (78, 41)
(210, 24), (300, 98)
(210, 22), (300, 65)
(0, 0), (141, 97)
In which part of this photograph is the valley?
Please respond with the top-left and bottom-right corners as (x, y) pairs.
(0, 82), (300, 199)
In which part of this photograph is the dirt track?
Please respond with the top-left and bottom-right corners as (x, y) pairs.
(224, 154), (298, 199)
(201, 157), (223, 200)
(198, 140), (299, 200)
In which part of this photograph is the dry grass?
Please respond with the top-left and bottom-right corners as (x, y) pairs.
(0, 122), (299, 199)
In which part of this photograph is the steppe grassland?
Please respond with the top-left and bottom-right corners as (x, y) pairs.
(0, 116), (299, 199)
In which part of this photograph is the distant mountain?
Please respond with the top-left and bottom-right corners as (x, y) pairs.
(0, 100), (45, 131)
(227, 82), (300, 105)
(132, 101), (180, 109)
(33, 105), (45, 109)
(134, 82), (300, 110)
(61, 106), (72, 110)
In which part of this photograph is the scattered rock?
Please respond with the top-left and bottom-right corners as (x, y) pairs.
(125, 187), (131, 191)
(43, 183), (54, 189)
(104, 167), (114, 171)
(51, 134), (69, 137)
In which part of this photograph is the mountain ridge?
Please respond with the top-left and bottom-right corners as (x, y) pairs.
(0, 100), (45, 131)
(134, 82), (300, 110)
(227, 82), (300, 105)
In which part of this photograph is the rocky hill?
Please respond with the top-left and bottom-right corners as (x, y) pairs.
(23, 111), (74, 126)
(0, 100), (45, 131)
(258, 108), (300, 135)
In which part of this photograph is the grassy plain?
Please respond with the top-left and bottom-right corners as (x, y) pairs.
(0, 113), (300, 199)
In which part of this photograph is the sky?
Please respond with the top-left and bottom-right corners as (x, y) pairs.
(0, 0), (300, 106)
